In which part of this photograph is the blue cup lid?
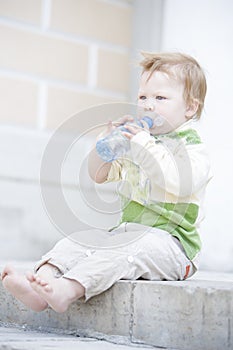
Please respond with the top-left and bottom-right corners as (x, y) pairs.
(142, 116), (153, 128)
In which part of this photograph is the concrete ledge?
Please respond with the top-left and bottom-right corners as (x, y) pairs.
(0, 262), (233, 349)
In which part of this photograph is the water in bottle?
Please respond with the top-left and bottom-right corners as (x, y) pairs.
(96, 115), (164, 162)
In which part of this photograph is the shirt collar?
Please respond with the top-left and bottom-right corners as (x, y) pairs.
(174, 119), (195, 132)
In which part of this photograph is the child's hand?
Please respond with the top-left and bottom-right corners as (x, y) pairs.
(122, 118), (150, 140)
(114, 115), (134, 126)
(114, 115), (140, 139)
(96, 115), (134, 141)
(96, 115), (149, 141)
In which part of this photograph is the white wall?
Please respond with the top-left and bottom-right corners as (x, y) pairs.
(160, 0), (233, 271)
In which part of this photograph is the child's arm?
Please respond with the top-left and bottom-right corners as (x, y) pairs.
(88, 147), (112, 184)
(88, 121), (114, 183)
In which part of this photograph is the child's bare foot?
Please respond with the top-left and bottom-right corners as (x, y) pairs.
(29, 273), (85, 313)
(1, 264), (48, 312)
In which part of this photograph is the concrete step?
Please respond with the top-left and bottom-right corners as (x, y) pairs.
(0, 261), (233, 350)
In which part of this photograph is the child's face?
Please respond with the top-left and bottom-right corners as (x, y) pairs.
(137, 70), (194, 134)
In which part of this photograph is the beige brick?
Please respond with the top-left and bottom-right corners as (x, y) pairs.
(0, 25), (88, 83)
(0, 76), (38, 126)
(0, 0), (41, 24)
(97, 49), (130, 94)
(46, 86), (120, 132)
(50, 0), (132, 47)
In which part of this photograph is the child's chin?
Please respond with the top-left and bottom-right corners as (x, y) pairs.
(151, 126), (168, 135)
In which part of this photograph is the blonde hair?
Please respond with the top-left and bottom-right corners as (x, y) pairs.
(139, 52), (207, 119)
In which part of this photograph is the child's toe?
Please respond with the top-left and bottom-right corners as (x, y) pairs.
(40, 279), (48, 286)
(44, 284), (52, 292)
(25, 272), (35, 282)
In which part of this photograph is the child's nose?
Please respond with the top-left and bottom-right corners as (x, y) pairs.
(144, 99), (155, 111)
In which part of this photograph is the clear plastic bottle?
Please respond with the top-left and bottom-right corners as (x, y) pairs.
(96, 115), (163, 162)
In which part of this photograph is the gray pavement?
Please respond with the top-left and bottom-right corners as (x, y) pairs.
(0, 326), (158, 350)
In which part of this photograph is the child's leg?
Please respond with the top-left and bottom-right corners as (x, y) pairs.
(1, 264), (48, 312)
(28, 264), (85, 313)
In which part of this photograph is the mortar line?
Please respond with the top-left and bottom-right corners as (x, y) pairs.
(129, 281), (136, 341)
(41, 0), (51, 31)
(0, 18), (129, 53)
(37, 82), (48, 130)
(228, 318), (231, 348)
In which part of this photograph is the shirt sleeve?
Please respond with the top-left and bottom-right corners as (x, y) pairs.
(130, 131), (212, 198)
(105, 159), (123, 183)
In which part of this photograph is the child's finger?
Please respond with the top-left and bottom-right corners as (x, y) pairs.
(107, 120), (113, 133)
(114, 114), (134, 126)
(140, 119), (150, 131)
(122, 131), (133, 140)
(122, 124), (141, 135)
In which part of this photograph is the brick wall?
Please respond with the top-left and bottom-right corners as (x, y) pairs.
(0, 0), (134, 260)
(0, 0), (133, 130)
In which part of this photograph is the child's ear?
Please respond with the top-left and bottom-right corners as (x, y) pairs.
(185, 99), (199, 119)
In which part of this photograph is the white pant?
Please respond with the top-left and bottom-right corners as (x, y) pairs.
(35, 223), (195, 301)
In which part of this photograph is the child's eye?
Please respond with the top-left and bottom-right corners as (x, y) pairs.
(156, 96), (166, 100)
(139, 95), (147, 100)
